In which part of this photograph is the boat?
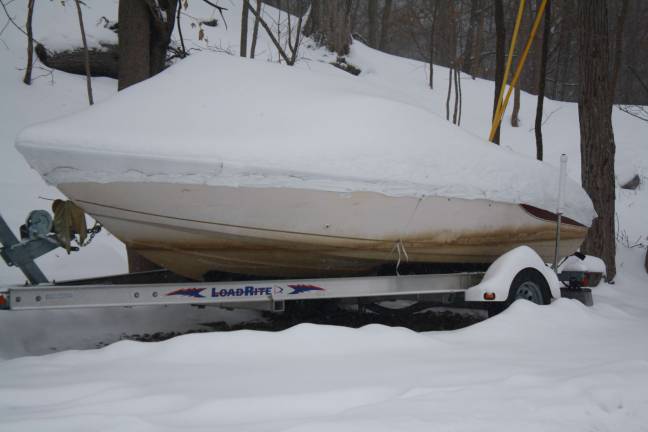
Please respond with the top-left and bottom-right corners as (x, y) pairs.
(50, 180), (588, 279)
(14, 53), (594, 280)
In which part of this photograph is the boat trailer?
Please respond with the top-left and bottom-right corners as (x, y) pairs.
(0, 208), (594, 313)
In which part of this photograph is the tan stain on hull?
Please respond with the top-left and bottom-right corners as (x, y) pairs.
(126, 224), (586, 280)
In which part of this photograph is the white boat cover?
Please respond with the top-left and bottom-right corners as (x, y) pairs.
(16, 53), (596, 225)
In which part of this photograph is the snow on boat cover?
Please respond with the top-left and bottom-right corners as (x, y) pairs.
(15, 52), (595, 226)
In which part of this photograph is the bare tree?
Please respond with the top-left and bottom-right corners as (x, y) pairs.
(610, 0), (629, 104)
(240, 0), (249, 56)
(378, 0), (393, 51)
(368, 0), (378, 47)
(491, 0), (505, 144)
(511, 86), (520, 126)
(73, 0), (93, 105)
(303, 0), (353, 56)
(250, 0), (261, 58)
(246, 1), (292, 63)
(428, 0), (439, 89)
(534, 0), (551, 160)
(462, 0), (480, 76)
(23, 0), (35, 85)
(578, 0), (617, 281)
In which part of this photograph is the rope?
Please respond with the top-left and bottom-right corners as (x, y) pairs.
(392, 196), (423, 275)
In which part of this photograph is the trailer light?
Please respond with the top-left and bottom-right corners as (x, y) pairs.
(0, 294), (6, 307)
(483, 292), (496, 300)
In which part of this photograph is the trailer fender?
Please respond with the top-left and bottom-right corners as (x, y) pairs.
(465, 246), (560, 303)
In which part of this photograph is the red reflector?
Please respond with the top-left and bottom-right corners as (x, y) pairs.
(582, 274), (589, 287)
(0, 295), (6, 306)
(483, 292), (496, 300)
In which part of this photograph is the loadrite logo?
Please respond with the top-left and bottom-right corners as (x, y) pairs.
(166, 284), (325, 299)
(288, 284), (325, 294)
(166, 288), (206, 298)
(211, 286), (272, 297)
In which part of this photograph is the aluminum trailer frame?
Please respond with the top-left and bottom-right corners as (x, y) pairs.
(0, 272), (484, 311)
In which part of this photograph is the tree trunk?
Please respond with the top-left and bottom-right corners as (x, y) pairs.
(472, 6), (485, 77)
(534, 0), (551, 161)
(378, 0), (393, 51)
(118, 0), (150, 90)
(577, 0), (616, 281)
(511, 85), (520, 126)
(462, 0), (480, 76)
(428, 0), (439, 89)
(23, 0), (35, 85)
(149, 0), (178, 76)
(551, 4), (568, 99)
(610, 0), (629, 104)
(368, 0), (378, 48)
(250, 0), (261, 59)
(303, 0), (352, 56)
(240, 0), (249, 57)
(74, 0), (94, 106)
(492, 0), (505, 144)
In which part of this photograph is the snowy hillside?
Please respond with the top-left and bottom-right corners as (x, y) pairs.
(1, 1), (648, 430)
(1, 0), (646, 283)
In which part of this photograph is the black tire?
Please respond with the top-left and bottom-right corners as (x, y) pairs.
(488, 268), (551, 316)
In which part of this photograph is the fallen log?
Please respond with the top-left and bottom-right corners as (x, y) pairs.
(35, 43), (119, 79)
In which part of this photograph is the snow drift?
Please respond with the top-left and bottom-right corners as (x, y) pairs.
(16, 52), (595, 225)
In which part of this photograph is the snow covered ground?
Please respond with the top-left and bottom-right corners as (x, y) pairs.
(1, 1), (647, 430)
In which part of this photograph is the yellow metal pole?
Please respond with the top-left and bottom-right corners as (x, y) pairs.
(488, 0), (548, 143)
(493, 0), (526, 126)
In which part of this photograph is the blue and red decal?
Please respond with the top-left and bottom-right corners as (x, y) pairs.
(166, 288), (206, 298)
(287, 284), (325, 295)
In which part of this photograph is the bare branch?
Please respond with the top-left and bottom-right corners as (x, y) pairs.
(73, 0), (93, 105)
(246, 1), (291, 64)
(200, 0), (228, 29)
(0, 0), (41, 44)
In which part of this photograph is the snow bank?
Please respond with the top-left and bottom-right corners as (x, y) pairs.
(16, 53), (595, 225)
(3, 293), (648, 431)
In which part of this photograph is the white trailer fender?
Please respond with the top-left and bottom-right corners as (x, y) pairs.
(465, 245), (560, 302)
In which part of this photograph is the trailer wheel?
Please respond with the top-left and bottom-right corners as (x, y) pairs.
(489, 268), (550, 316)
(508, 268), (551, 306)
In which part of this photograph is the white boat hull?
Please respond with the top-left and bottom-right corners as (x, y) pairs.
(57, 182), (588, 280)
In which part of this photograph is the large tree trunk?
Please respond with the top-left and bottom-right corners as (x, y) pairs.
(491, 0), (505, 144)
(368, 0), (378, 48)
(149, 0), (178, 76)
(378, 0), (393, 51)
(577, 0), (616, 281)
(303, 0), (352, 56)
(118, 0), (150, 90)
(610, 0), (629, 105)
(534, 0), (551, 161)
